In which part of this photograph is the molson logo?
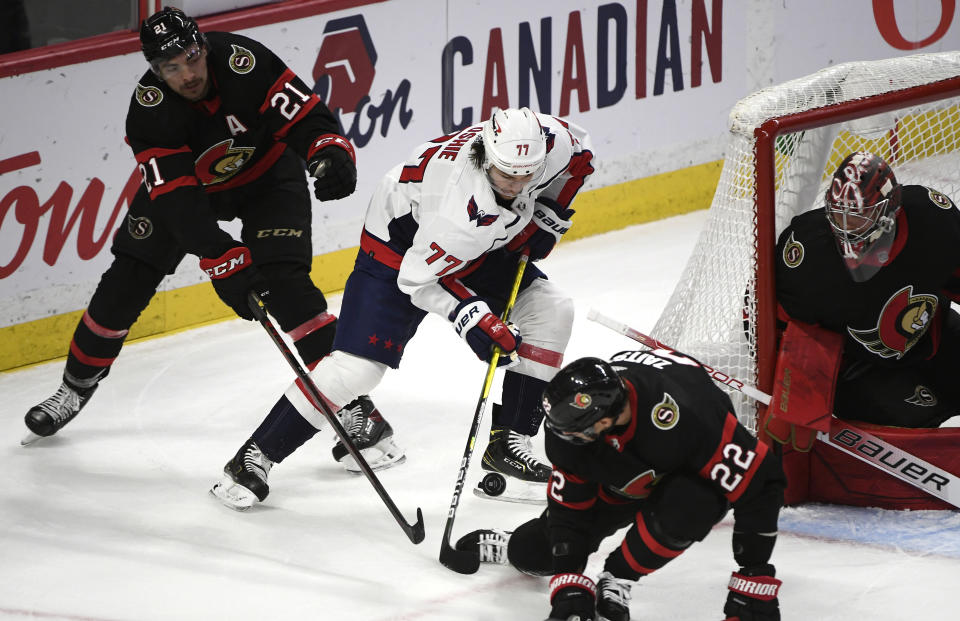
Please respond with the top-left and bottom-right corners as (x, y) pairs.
(311, 15), (413, 148)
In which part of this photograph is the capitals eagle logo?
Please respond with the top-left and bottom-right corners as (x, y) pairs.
(467, 196), (498, 227)
(848, 285), (938, 359)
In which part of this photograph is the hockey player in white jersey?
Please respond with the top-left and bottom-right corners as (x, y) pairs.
(212, 107), (595, 509)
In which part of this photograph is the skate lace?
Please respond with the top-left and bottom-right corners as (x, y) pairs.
(477, 530), (509, 564)
(598, 572), (632, 609)
(340, 401), (365, 437)
(243, 444), (272, 480)
(505, 431), (545, 470)
(37, 384), (81, 424)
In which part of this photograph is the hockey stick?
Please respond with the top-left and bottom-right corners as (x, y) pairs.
(587, 309), (960, 509)
(247, 292), (426, 544)
(439, 251), (530, 574)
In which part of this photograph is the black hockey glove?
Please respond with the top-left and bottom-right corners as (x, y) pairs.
(723, 564), (781, 621)
(546, 573), (596, 621)
(507, 197), (574, 261)
(198, 245), (269, 321)
(450, 297), (521, 366)
(307, 134), (357, 201)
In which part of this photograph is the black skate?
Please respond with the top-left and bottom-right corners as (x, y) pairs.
(331, 395), (405, 473)
(210, 439), (273, 511)
(22, 376), (99, 445)
(597, 571), (633, 621)
(454, 528), (512, 565)
(474, 424), (551, 504)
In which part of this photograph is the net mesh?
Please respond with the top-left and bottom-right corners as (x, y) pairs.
(651, 52), (960, 432)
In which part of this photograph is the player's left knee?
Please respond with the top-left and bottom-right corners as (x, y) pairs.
(511, 279), (574, 345)
(257, 262), (328, 327)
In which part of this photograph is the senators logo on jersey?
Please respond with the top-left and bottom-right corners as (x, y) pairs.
(781, 231), (804, 268)
(194, 139), (256, 185)
(848, 285), (938, 359)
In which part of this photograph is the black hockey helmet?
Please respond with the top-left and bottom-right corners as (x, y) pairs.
(140, 7), (207, 74)
(542, 357), (627, 444)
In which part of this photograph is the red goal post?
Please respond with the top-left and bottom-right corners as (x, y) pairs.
(651, 52), (960, 436)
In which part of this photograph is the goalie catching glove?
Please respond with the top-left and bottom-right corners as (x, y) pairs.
(306, 134), (357, 201)
(451, 297), (521, 366)
(507, 197), (574, 261)
(199, 245), (269, 320)
(724, 564), (781, 621)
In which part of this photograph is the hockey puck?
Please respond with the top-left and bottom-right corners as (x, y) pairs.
(479, 472), (507, 497)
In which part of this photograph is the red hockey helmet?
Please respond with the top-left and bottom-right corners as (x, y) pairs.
(824, 152), (901, 251)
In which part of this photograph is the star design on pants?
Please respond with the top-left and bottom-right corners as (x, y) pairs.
(384, 339), (394, 350)
(368, 334), (379, 345)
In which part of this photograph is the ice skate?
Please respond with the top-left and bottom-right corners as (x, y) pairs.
(22, 378), (99, 445)
(454, 528), (512, 565)
(210, 439), (273, 511)
(331, 396), (405, 473)
(473, 424), (551, 504)
(597, 571), (632, 621)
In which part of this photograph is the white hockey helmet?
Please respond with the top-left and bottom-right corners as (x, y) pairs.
(481, 107), (548, 182)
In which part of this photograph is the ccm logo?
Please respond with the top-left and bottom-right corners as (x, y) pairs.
(832, 428), (950, 491)
(203, 255), (246, 278)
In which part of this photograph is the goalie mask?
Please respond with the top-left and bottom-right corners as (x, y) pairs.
(542, 357), (627, 444)
(824, 151), (902, 282)
(140, 7), (207, 76)
(480, 107), (548, 199)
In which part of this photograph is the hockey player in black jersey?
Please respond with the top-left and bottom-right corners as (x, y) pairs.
(456, 353), (786, 621)
(769, 151), (960, 446)
(22, 8), (401, 489)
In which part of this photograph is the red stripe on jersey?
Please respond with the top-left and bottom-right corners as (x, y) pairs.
(517, 343), (563, 368)
(69, 340), (114, 368)
(439, 256), (486, 301)
(698, 412), (769, 503)
(619, 540), (655, 576)
(205, 143), (286, 193)
(727, 438), (770, 503)
(274, 95), (322, 140)
(82, 311), (128, 339)
(149, 175), (199, 198)
(133, 144), (192, 163)
(555, 150), (595, 208)
(598, 487), (633, 505)
(287, 312), (336, 342)
(634, 512), (684, 559)
(360, 229), (403, 270)
(259, 68), (298, 114)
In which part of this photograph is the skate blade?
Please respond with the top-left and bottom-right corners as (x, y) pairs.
(209, 477), (257, 511)
(473, 477), (547, 505)
(340, 438), (407, 474)
(21, 431), (45, 446)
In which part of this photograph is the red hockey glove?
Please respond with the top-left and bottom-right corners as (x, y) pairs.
(199, 245), (268, 320)
(546, 573), (596, 621)
(450, 297), (521, 366)
(723, 564), (781, 621)
(507, 197), (575, 261)
(307, 134), (357, 201)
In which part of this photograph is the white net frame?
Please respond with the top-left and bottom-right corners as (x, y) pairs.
(651, 52), (960, 433)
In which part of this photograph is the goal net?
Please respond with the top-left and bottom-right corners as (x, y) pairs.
(650, 52), (960, 433)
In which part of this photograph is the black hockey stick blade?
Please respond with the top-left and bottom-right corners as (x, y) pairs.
(247, 292), (426, 544)
(439, 538), (480, 574)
